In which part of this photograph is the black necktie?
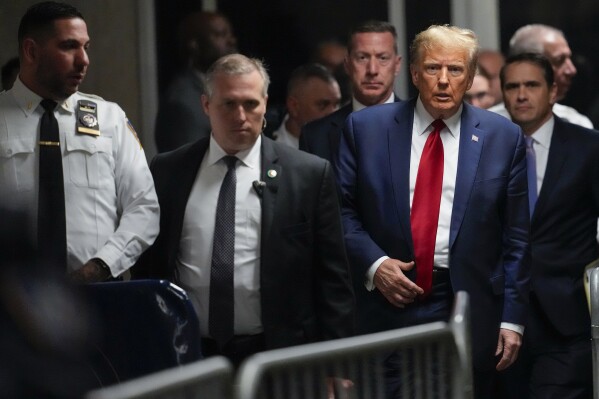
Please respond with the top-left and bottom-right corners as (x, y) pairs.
(38, 99), (67, 270)
(209, 155), (237, 347)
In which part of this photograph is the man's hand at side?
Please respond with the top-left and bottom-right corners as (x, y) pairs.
(373, 258), (423, 308)
(495, 328), (522, 370)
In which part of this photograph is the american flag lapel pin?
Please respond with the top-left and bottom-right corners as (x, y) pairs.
(471, 134), (479, 142)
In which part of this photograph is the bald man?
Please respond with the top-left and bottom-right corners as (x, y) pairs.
(271, 63), (341, 148)
(489, 24), (592, 128)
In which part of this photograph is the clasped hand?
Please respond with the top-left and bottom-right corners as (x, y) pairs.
(373, 258), (424, 308)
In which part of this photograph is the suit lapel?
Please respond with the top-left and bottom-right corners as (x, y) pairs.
(450, 105), (485, 248)
(532, 116), (568, 222)
(260, 138), (281, 245)
(389, 100), (416, 251)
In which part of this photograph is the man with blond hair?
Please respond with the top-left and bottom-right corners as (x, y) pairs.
(336, 25), (530, 397)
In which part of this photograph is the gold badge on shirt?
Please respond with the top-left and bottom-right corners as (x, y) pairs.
(76, 100), (100, 136)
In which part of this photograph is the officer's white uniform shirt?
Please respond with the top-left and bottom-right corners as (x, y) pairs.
(0, 77), (159, 276)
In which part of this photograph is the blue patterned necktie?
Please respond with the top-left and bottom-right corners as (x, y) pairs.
(525, 136), (538, 218)
(209, 155), (237, 348)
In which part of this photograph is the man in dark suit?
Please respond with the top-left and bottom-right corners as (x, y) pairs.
(336, 25), (530, 397)
(155, 11), (237, 153)
(500, 52), (599, 398)
(134, 54), (355, 366)
(299, 20), (402, 163)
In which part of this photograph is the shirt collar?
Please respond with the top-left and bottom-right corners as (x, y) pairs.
(414, 96), (462, 138)
(207, 134), (262, 169)
(529, 115), (554, 150)
(11, 76), (75, 115)
(352, 92), (395, 112)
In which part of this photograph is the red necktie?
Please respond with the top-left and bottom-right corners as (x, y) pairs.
(411, 119), (445, 297)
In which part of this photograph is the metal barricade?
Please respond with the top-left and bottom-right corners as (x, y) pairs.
(85, 356), (233, 399)
(590, 268), (599, 399)
(449, 291), (473, 398)
(236, 291), (472, 399)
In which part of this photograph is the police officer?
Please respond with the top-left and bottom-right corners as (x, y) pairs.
(0, 1), (159, 282)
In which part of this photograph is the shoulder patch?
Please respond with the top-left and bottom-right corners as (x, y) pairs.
(126, 118), (142, 149)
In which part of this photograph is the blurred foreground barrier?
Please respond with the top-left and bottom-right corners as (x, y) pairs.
(84, 280), (201, 386)
(588, 265), (599, 399)
(235, 291), (473, 399)
(85, 356), (233, 399)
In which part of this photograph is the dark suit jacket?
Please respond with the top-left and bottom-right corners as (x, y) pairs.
(299, 96), (402, 164)
(299, 103), (352, 164)
(134, 136), (355, 350)
(530, 116), (599, 337)
(336, 99), (531, 371)
(155, 69), (211, 153)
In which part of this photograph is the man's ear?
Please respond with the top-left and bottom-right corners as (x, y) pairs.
(410, 64), (419, 86)
(201, 94), (210, 115)
(549, 82), (558, 105)
(21, 38), (37, 64)
(394, 55), (402, 76)
(466, 73), (474, 91)
(286, 96), (299, 118)
(344, 54), (351, 75)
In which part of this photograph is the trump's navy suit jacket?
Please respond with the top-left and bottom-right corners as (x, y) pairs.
(336, 98), (531, 371)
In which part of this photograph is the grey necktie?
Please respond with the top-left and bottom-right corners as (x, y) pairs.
(209, 155), (237, 348)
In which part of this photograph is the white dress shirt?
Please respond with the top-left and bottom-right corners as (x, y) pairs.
(0, 77), (159, 276)
(177, 135), (262, 337)
(409, 98), (461, 269)
(272, 114), (299, 148)
(352, 92), (395, 112)
(527, 117), (554, 196)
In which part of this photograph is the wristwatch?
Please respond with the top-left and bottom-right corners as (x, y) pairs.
(91, 257), (111, 279)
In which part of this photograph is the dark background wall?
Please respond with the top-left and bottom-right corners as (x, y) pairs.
(154, 0), (388, 107)
(2, 0), (599, 156)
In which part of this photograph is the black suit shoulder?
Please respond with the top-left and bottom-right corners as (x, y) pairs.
(150, 141), (204, 199)
(301, 104), (351, 141)
(305, 104), (351, 131)
(268, 136), (330, 168)
(555, 115), (599, 141)
(299, 104), (352, 162)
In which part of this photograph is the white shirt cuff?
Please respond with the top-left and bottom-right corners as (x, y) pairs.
(500, 322), (524, 335)
(365, 256), (389, 291)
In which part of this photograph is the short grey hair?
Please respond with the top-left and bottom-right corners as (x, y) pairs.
(204, 53), (270, 98)
(509, 24), (565, 56)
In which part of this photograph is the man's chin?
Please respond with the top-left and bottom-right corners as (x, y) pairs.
(358, 91), (389, 106)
